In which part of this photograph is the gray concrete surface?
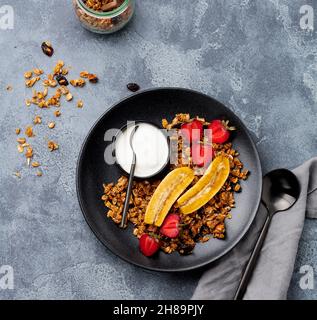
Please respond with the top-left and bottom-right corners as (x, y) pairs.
(0, 0), (316, 299)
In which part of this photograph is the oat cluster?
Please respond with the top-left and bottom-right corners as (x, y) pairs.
(13, 42), (98, 178)
(102, 114), (249, 255)
(84, 0), (124, 12)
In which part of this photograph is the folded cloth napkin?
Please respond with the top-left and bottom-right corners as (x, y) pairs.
(192, 157), (317, 300)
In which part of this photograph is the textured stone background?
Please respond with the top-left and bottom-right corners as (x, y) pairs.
(0, 0), (316, 299)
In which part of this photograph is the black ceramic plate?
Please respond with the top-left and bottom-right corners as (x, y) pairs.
(76, 88), (262, 272)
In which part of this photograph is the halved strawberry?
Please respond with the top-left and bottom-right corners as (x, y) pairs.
(191, 143), (215, 167)
(139, 234), (160, 257)
(160, 214), (180, 238)
(180, 119), (203, 144)
(208, 120), (234, 144)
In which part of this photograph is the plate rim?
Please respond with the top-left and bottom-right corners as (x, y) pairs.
(76, 87), (263, 272)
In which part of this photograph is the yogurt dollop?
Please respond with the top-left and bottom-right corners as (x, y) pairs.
(115, 122), (169, 178)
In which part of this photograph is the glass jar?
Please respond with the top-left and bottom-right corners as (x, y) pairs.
(73, 0), (135, 34)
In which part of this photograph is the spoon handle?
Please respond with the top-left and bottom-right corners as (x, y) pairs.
(119, 159), (136, 229)
(233, 214), (272, 300)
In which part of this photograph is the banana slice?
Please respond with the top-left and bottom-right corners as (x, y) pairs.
(177, 156), (230, 214)
(144, 167), (195, 226)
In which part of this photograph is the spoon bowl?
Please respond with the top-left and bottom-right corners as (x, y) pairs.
(262, 169), (301, 214)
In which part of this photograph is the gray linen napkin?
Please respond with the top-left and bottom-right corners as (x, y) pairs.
(192, 157), (317, 300)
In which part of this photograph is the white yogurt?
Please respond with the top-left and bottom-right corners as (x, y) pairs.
(115, 122), (169, 178)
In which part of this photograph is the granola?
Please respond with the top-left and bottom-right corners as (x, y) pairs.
(73, 0), (134, 34)
(101, 114), (249, 255)
(25, 77), (40, 88)
(48, 140), (59, 152)
(31, 162), (40, 168)
(48, 122), (55, 129)
(36, 171), (43, 177)
(25, 126), (35, 138)
(77, 100), (84, 108)
(84, 0), (124, 12)
(33, 116), (42, 125)
(14, 42), (98, 177)
(70, 79), (86, 87)
(54, 110), (61, 117)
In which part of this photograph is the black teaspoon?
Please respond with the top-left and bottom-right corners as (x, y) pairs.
(234, 169), (301, 300)
(119, 125), (139, 229)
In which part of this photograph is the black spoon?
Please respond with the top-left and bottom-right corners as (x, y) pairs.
(234, 169), (301, 300)
(119, 125), (139, 229)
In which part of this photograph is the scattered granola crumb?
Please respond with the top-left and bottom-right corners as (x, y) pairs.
(48, 140), (59, 152)
(59, 85), (69, 95)
(36, 171), (43, 177)
(53, 60), (64, 75)
(17, 137), (26, 144)
(88, 73), (98, 83)
(25, 126), (35, 138)
(6, 85), (13, 91)
(48, 122), (55, 129)
(25, 146), (33, 159)
(80, 71), (89, 78)
(33, 68), (44, 76)
(70, 79), (85, 87)
(14, 172), (21, 178)
(77, 100), (84, 108)
(25, 77), (40, 88)
(43, 78), (58, 88)
(29, 78), (40, 88)
(61, 68), (69, 75)
(33, 115), (42, 125)
(16, 55), (99, 177)
(24, 71), (33, 79)
(66, 92), (73, 101)
(31, 161), (40, 168)
(79, 71), (98, 83)
(17, 145), (24, 153)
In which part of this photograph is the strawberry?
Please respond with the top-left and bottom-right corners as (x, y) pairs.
(139, 234), (160, 257)
(191, 143), (215, 167)
(208, 120), (234, 144)
(160, 214), (181, 238)
(180, 119), (203, 144)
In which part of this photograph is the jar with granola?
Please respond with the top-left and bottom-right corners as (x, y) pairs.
(73, 0), (135, 34)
